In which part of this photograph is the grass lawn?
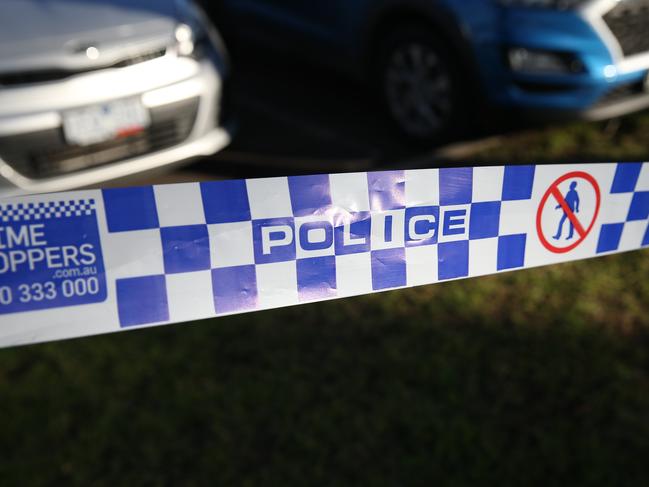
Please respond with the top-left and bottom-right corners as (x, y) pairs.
(1, 113), (649, 486)
(478, 112), (649, 163)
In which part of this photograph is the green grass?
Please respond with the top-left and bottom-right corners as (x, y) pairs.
(478, 112), (649, 163)
(1, 115), (649, 486)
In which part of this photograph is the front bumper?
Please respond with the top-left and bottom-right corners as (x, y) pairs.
(0, 50), (231, 197)
(478, 1), (649, 119)
(0, 127), (231, 198)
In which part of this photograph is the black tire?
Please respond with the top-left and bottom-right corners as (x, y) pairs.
(374, 24), (467, 145)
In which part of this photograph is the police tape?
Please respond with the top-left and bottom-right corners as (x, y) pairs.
(0, 162), (648, 348)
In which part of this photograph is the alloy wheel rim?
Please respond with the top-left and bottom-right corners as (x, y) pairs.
(384, 42), (453, 137)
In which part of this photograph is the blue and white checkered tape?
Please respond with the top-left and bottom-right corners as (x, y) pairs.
(0, 163), (648, 347)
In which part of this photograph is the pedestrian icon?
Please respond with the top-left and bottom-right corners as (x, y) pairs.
(536, 171), (601, 254)
(553, 181), (580, 240)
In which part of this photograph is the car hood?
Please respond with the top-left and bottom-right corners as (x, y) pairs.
(0, 0), (180, 73)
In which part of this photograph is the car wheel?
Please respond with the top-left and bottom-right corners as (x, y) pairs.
(376, 26), (464, 144)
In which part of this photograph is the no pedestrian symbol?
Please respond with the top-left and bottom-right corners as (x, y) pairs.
(536, 171), (601, 253)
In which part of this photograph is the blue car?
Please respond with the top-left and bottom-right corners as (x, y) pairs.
(221, 0), (649, 142)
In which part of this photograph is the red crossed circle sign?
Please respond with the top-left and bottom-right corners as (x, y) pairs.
(536, 171), (601, 254)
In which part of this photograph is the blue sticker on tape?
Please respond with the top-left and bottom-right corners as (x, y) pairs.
(0, 199), (107, 314)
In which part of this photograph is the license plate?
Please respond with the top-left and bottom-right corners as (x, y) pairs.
(63, 97), (150, 146)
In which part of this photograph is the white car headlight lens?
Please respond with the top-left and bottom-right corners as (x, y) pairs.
(175, 23), (195, 56)
(174, 0), (230, 72)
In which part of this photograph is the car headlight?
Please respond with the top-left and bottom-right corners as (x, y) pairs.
(498, 0), (589, 9)
(175, 23), (196, 57)
(174, 0), (229, 68)
(174, 17), (210, 59)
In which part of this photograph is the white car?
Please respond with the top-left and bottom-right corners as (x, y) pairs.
(0, 0), (232, 197)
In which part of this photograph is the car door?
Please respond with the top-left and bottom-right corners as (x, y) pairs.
(223, 0), (361, 59)
(262, 1), (345, 45)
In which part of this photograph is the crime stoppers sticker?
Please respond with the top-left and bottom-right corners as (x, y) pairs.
(0, 199), (106, 314)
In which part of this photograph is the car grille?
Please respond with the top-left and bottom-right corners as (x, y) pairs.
(0, 97), (199, 179)
(0, 48), (168, 87)
(603, 0), (649, 57)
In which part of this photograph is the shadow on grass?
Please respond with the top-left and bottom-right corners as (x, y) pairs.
(1, 253), (649, 486)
